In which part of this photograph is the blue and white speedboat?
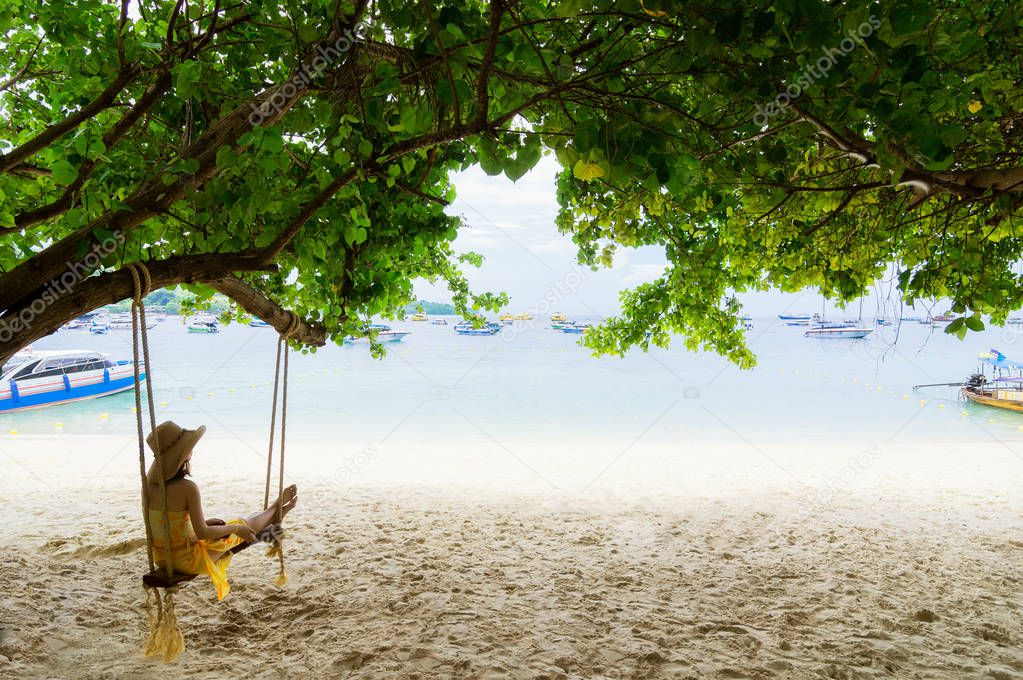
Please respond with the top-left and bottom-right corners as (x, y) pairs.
(454, 322), (500, 336)
(0, 350), (142, 413)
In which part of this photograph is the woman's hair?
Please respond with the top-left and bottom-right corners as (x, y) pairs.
(169, 460), (191, 481)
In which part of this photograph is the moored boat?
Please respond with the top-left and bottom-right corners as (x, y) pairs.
(187, 319), (219, 333)
(430, 319), (448, 325)
(778, 314), (812, 320)
(804, 327), (873, 339)
(344, 326), (411, 343)
(410, 313), (429, 321)
(550, 312), (568, 322)
(454, 321), (500, 336)
(561, 323), (591, 334)
(0, 350), (142, 414)
(962, 349), (1023, 413)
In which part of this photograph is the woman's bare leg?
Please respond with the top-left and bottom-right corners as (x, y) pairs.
(206, 485), (298, 561)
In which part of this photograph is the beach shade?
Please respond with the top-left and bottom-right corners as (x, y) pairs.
(979, 349), (1023, 371)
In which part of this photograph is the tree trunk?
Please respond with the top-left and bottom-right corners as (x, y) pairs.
(0, 254), (326, 366)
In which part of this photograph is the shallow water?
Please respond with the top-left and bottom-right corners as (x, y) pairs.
(4, 316), (1023, 452)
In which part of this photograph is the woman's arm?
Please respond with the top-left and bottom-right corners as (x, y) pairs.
(183, 481), (254, 541)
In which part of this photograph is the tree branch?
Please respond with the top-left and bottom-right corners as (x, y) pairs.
(0, 252), (284, 364)
(0, 36), (45, 93)
(475, 0), (505, 123)
(0, 65), (142, 174)
(13, 70), (174, 230)
(207, 274), (327, 346)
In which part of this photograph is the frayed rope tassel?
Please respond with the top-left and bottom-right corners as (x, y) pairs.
(144, 587), (185, 662)
(266, 539), (288, 587)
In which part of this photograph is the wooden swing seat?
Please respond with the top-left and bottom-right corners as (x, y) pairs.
(142, 568), (197, 589)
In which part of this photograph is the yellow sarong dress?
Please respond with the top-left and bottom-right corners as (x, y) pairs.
(148, 509), (247, 600)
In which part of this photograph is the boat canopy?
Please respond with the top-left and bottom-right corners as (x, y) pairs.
(979, 349), (1023, 370)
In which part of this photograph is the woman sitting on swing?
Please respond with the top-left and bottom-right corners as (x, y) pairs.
(146, 420), (298, 600)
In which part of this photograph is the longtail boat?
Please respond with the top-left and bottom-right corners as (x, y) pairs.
(962, 349), (1023, 413)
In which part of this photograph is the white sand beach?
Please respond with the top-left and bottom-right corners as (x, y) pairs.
(1, 433), (1022, 679)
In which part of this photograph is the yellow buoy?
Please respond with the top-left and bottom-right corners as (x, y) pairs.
(8, 429), (16, 435)
(938, 404), (945, 409)
(55, 422), (63, 429)
(159, 401), (169, 407)
(99, 412), (109, 419)
(902, 395), (909, 399)
(208, 392), (215, 398)
(919, 400), (926, 407)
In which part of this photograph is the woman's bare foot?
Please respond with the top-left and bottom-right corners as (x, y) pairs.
(275, 484), (298, 518)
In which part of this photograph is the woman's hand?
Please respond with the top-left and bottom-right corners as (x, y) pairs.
(206, 518), (226, 526)
(233, 522), (257, 542)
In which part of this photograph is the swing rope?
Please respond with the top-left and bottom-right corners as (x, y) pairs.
(263, 312), (299, 587)
(128, 263), (186, 662)
(129, 268), (299, 661)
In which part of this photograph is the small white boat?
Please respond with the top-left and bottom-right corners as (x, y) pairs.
(0, 350), (142, 413)
(187, 315), (219, 333)
(804, 327), (873, 339)
(430, 319), (448, 326)
(344, 328), (411, 343)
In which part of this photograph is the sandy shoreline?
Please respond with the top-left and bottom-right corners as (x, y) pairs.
(2, 435), (1022, 678)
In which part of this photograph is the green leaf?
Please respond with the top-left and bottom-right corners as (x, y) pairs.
(51, 160), (78, 185)
(573, 159), (604, 181)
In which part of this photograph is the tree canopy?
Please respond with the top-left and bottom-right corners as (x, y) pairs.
(1, 0), (1021, 366)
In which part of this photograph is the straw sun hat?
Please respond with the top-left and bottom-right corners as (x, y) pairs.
(146, 421), (207, 483)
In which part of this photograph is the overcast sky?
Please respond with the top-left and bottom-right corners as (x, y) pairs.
(414, 155), (926, 320)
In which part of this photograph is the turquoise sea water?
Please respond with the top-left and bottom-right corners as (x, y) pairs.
(4, 316), (1023, 448)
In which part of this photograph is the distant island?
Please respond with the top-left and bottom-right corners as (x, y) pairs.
(102, 288), (232, 315)
(404, 300), (456, 315)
